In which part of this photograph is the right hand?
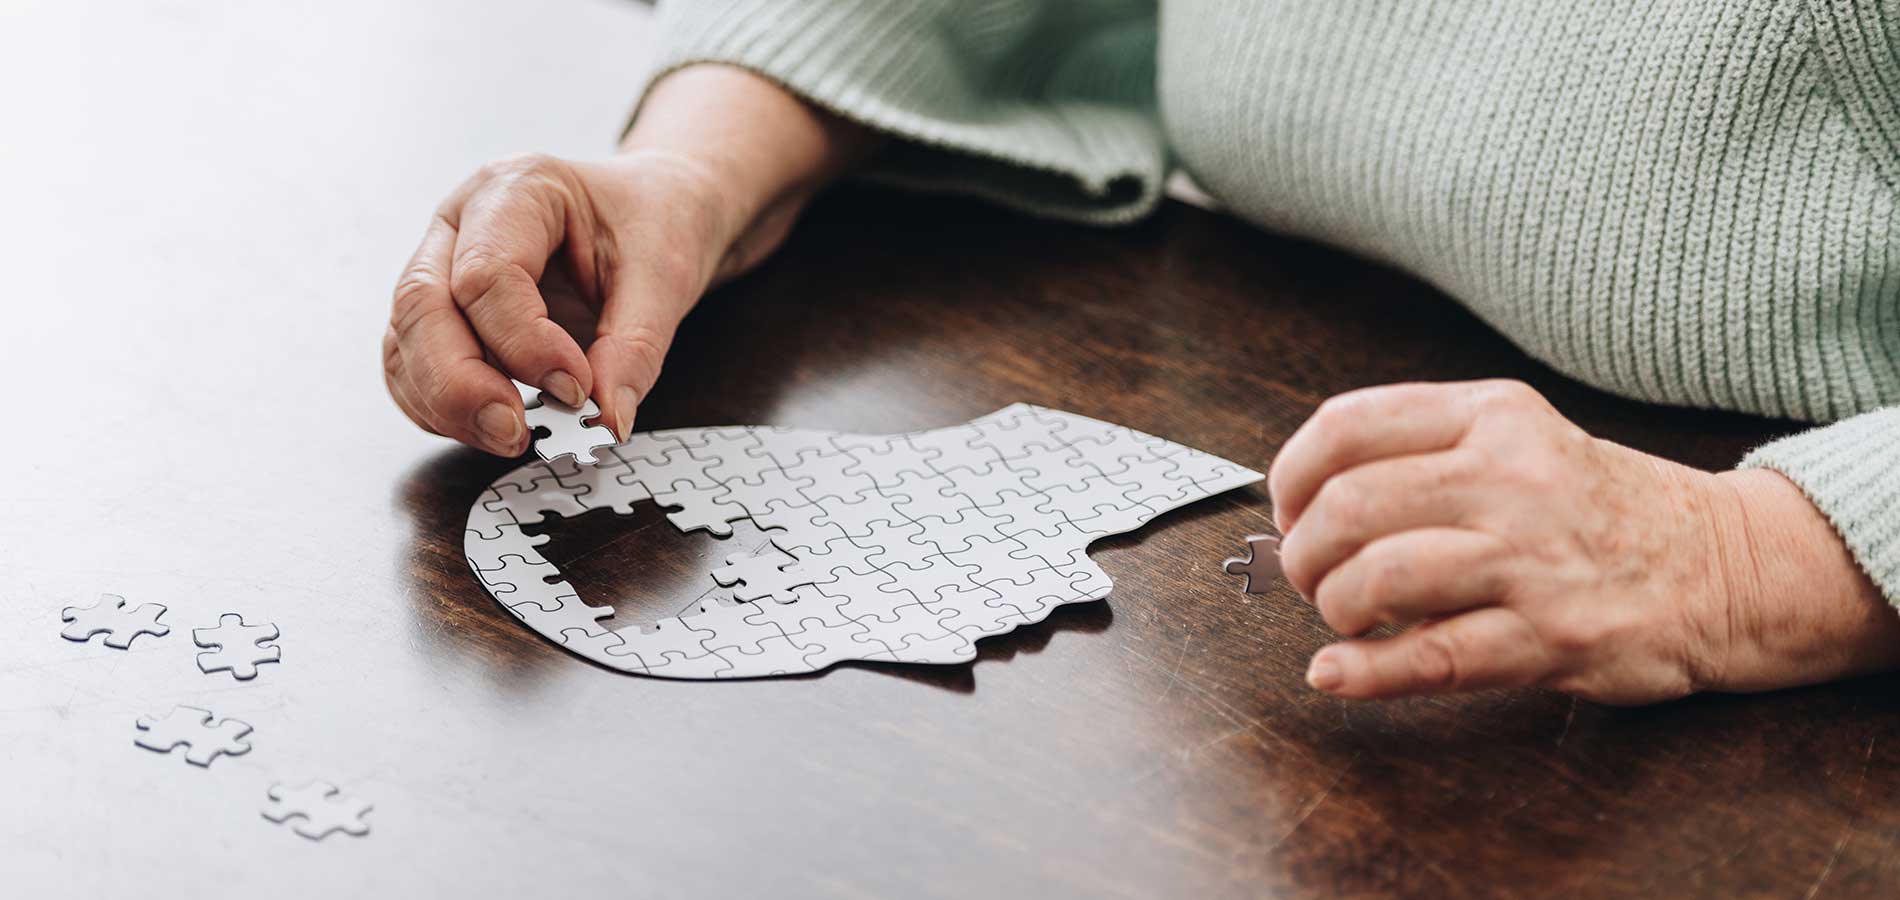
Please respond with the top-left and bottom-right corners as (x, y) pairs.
(383, 65), (878, 455)
(384, 150), (741, 455)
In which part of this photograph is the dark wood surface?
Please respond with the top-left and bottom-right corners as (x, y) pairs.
(7, 2), (1900, 897)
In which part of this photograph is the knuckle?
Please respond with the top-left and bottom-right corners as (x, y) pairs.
(481, 152), (558, 180)
(391, 268), (445, 324)
(1316, 586), (1368, 636)
(1357, 553), (1401, 612)
(381, 329), (403, 376)
(1307, 393), (1365, 439)
(1411, 631), (1462, 689)
(1503, 450), (1566, 490)
(1473, 379), (1542, 415)
(1540, 613), (1605, 657)
(448, 247), (525, 306)
(390, 301), (455, 347)
(1310, 573), (1352, 629)
(1435, 447), (1489, 490)
(1277, 534), (1320, 594)
(1312, 475), (1365, 528)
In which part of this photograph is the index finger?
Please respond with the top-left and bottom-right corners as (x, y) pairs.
(1268, 381), (1488, 532)
(447, 165), (592, 407)
(389, 213), (527, 454)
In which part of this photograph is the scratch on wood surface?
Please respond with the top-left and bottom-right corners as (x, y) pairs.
(1803, 736), (1876, 900)
(1803, 833), (1849, 900)
(1261, 751), (1360, 854)
(1155, 632), (1191, 704)
(1857, 737), (1875, 800)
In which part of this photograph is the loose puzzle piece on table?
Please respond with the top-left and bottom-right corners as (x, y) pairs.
(61, 593), (169, 649)
(134, 706), (253, 767)
(464, 403), (1262, 679)
(517, 380), (615, 464)
(1223, 534), (1283, 593)
(262, 781), (373, 840)
(193, 613), (282, 680)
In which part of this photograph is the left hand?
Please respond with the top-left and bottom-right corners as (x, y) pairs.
(1268, 379), (1900, 705)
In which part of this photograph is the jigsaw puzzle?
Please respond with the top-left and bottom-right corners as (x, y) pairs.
(262, 781), (373, 840)
(517, 379), (615, 464)
(192, 613), (282, 680)
(60, 593), (169, 649)
(464, 404), (1261, 679)
(134, 706), (253, 767)
(1223, 534), (1283, 593)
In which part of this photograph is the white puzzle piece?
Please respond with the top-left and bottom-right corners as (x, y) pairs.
(133, 705), (253, 767)
(262, 781), (373, 840)
(516, 379), (616, 465)
(192, 613), (282, 680)
(463, 404), (1262, 679)
(61, 593), (169, 649)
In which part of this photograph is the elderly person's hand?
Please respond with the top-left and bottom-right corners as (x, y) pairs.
(383, 66), (876, 455)
(1270, 380), (1900, 705)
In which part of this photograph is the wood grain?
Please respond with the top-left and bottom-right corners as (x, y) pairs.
(6, 2), (1897, 897)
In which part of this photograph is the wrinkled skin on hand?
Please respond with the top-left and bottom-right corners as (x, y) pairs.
(382, 151), (733, 455)
(1269, 380), (1900, 706)
(382, 65), (876, 456)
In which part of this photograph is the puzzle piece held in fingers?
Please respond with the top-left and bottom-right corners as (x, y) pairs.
(517, 380), (616, 464)
(1223, 534), (1283, 593)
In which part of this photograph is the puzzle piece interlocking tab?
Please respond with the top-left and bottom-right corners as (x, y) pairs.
(465, 404), (1263, 679)
(1222, 534), (1284, 593)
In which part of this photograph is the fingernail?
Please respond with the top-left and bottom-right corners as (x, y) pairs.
(476, 402), (524, 454)
(613, 385), (639, 441)
(1306, 652), (1343, 691)
(544, 370), (585, 408)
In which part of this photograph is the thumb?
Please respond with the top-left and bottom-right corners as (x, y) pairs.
(588, 277), (687, 441)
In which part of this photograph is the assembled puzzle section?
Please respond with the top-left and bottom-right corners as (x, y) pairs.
(463, 404), (1262, 679)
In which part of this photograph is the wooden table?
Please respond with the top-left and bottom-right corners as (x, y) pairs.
(7, 2), (1899, 897)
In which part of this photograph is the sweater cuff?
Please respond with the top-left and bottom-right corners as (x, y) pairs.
(638, 0), (1166, 225)
(1740, 407), (1900, 602)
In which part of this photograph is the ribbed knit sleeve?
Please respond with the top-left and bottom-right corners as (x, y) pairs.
(1742, 409), (1900, 602)
(641, 0), (1165, 225)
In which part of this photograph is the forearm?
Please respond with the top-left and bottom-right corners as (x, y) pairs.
(620, 64), (884, 281)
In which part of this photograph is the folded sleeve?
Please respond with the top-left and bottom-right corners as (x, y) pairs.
(1741, 407), (1900, 602)
(639, 0), (1165, 225)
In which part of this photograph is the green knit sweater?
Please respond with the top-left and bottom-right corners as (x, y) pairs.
(643, 1), (1900, 602)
